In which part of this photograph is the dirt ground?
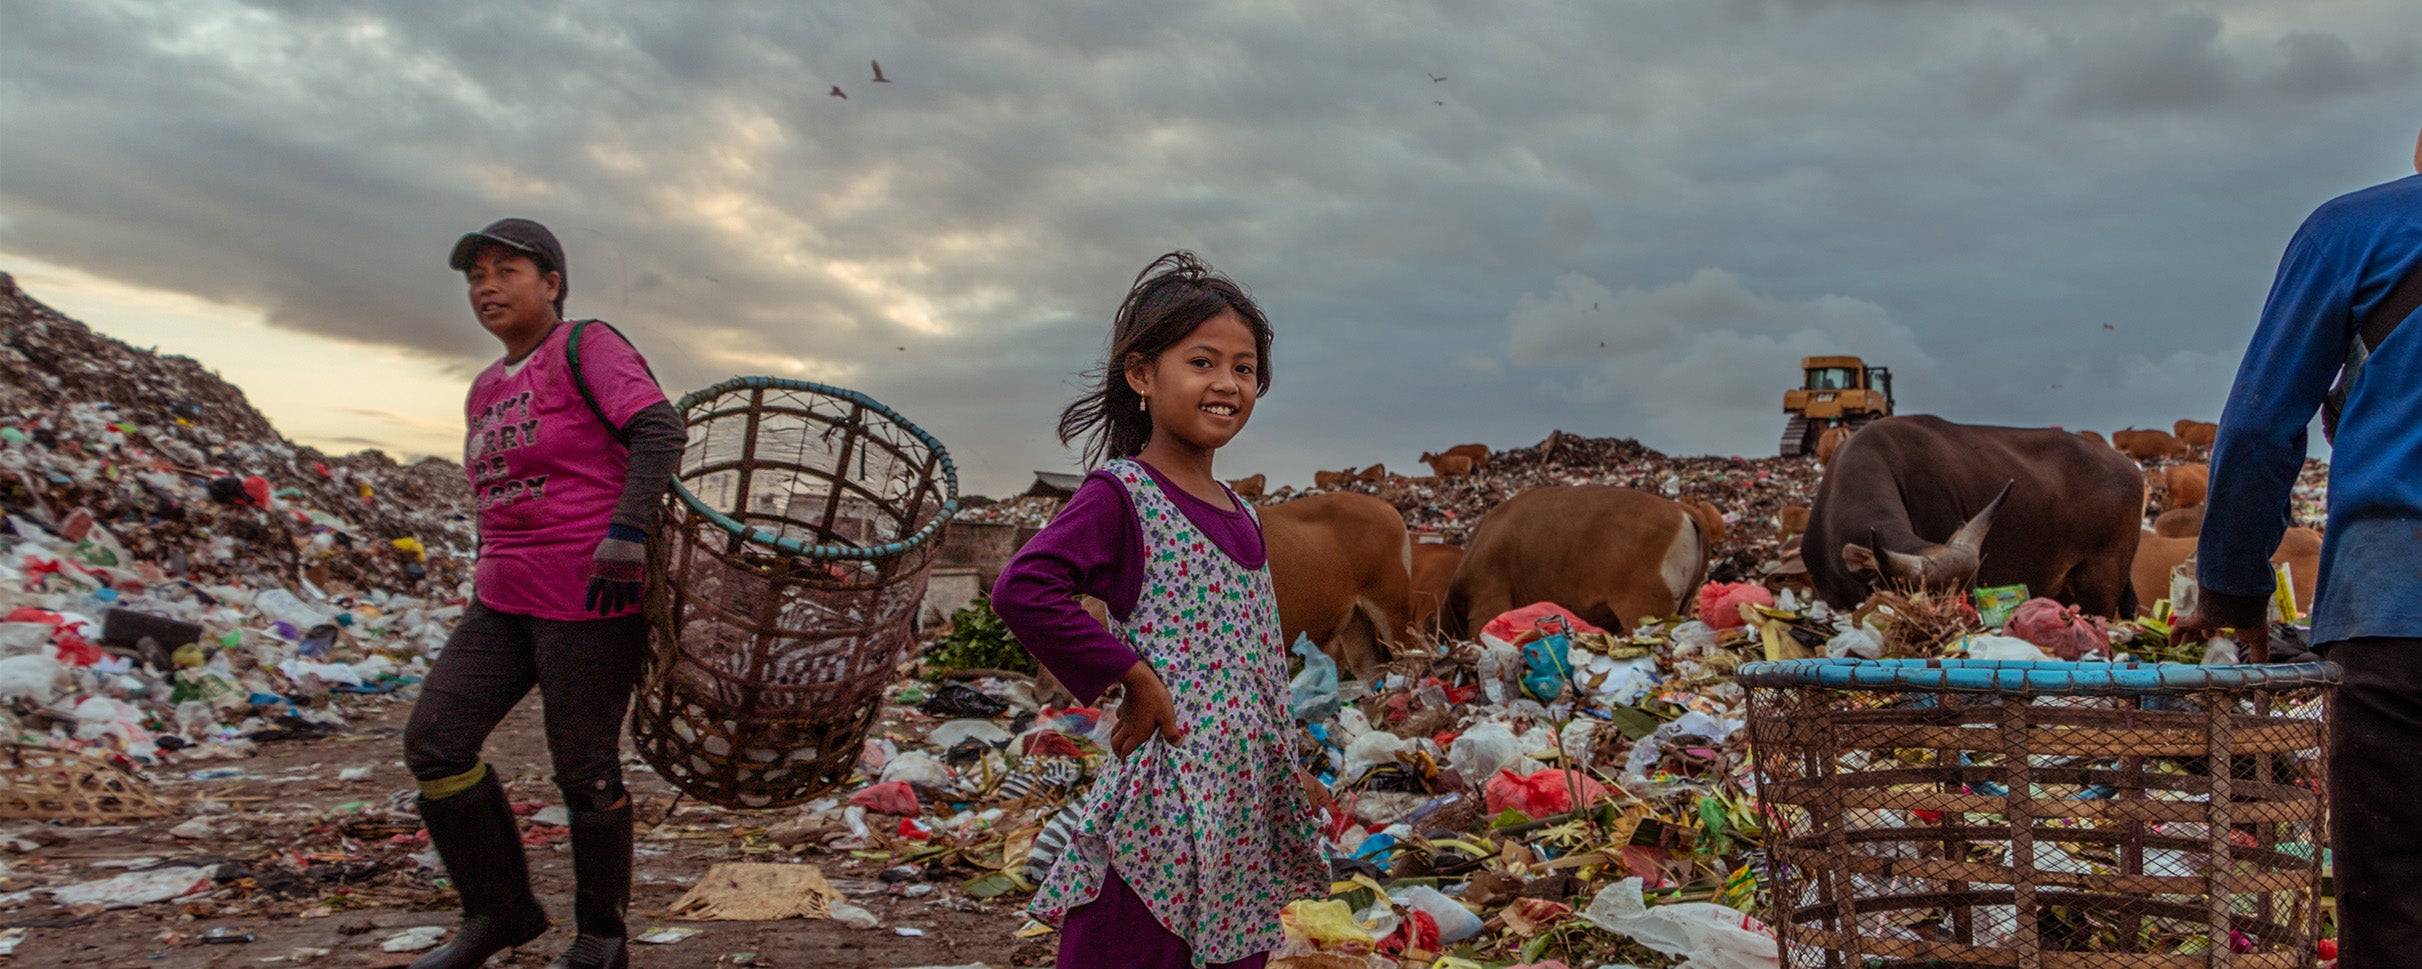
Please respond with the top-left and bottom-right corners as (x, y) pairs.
(2, 697), (1049, 968)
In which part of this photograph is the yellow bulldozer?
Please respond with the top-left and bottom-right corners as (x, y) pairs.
(1780, 355), (1894, 457)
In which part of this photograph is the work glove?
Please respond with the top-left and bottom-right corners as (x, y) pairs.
(586, 523), (648, 615)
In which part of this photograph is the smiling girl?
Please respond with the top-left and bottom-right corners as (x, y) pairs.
(992, 252), (1326, 968)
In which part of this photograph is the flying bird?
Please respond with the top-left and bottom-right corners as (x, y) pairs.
(2102, 323), (2116, 331)
(829, 85), (847, 99)
(1428, 72), (1447, 83)
(1433, 100), (1444, 107)
(872, 60), (890, 82)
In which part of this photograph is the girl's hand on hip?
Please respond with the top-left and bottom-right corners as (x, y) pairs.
(1112, 660), (1184, 758)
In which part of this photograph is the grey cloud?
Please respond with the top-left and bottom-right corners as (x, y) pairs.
(2, 0), (2416, 494)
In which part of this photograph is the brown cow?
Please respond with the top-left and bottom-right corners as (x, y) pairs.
(1420, 444), (1490, 471)
(1407, 542), (1464, 633)
(1442, 486), (1716, 637)
(1226, 474), (1265, 499)
(1815, 426), (1853, 467)
(1355, 463), (1387, 483)
(1422, 453), (1476, 478)
(2157, 463), (2208, 512)
(2152, 506), (2205, 538)
(1262, 492), (1412, 678)
(1680, 498), (1728, 545)
(2173, 420), (2219, 450)
(2130, 527), (2321, 618)
(1777, 504), (1812, 542)
(1313, 470), (1353, 490)
(2111, 428), (2194, 461)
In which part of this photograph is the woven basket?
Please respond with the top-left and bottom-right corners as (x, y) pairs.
(1741, 658), (2336, 969)
(633, 378), (958, 808)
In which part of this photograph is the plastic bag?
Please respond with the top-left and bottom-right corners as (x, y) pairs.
(1961, 635), (2051, 662)
(1397, 885), (1483, 944)
(1582, 876), (1780, 968)
(1824, 626), (1884, 659)
(1485, 768), (1611, 819)
(1288, 634), (1341, 722)
(1340, 731), (1417, 785)
(2006, 597), (2108, 661)
(1973, 584), (2030, 627)
(1447, 721), (1523, 783)
(1479, 602), (1606, 650)
(846, 781), (921, 817)
(1695, 583), (1773, 630)
(1520, 622), (1573, 702)
(1279, 898), (1376, 952)
(921, 682), (1008, 718)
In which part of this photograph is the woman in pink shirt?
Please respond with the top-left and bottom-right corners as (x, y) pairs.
(402, 219), (685, 969)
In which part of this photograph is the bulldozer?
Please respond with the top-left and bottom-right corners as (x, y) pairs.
(1780, 355), (1894, 457)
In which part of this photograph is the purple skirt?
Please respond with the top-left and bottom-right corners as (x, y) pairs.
(1056, 867), (1269, 969)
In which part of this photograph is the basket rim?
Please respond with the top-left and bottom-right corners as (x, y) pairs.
(1736, 657), (2340, 695)
(669, 376), (961, 560)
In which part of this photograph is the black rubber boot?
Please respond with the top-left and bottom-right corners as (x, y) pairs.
(549, 802), (632, 969)
(412, 769), (548, 969)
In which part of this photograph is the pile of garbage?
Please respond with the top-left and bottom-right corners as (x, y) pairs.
(792, 566), (2306, 967)
(0, 274), (474, 777)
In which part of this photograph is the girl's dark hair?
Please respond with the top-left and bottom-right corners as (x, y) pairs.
(1057, 251), (1274, 466)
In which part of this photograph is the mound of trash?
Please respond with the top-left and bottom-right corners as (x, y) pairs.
(0, 274), (474, 777)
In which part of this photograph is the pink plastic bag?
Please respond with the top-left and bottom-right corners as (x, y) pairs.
(1486, 768), (1611, 819)
(846, 780), (921, 817)
(2007, 597), (2108, 660)
(1696, 582), (1774, 630)
(1479, 603), (1608, 649)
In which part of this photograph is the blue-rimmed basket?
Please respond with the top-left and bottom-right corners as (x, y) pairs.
(633, 378), (960, 808)
(1740, 658), (2336, 968)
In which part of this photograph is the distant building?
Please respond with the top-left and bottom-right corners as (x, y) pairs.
(1022, 471), (1086, 500)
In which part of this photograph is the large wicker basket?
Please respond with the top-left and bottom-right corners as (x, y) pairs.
(633, 378), (959, 808)
(1741, 658), (2336, 968)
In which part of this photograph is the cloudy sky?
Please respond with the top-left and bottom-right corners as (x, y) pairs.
(4, 1), (2416, 496)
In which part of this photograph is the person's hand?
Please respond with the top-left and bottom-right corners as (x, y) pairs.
(586, 524), (648, 615)
(1111, 660), (1183, 758)
(2168, 612), (2269, 663)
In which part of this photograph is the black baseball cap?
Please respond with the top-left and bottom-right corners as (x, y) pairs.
(448, 218), (568, 309)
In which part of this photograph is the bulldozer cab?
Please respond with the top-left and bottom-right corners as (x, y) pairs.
(1780, 355), (1895, 457)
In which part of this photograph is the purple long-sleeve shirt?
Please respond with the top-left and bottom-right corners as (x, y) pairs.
(991, 462), (1266, 705)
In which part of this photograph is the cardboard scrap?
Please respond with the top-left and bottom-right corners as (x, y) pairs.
(664, 862), (844, 921)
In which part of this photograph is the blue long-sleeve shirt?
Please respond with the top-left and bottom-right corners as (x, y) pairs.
(2199, 173), (2422, 643)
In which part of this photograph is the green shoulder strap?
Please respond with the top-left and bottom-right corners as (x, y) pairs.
(564, 320), (661, 441)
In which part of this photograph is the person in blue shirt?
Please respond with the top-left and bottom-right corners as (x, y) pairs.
(2174, 130), (2422, 968)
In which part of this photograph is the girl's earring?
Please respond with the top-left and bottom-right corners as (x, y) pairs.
(1138, 399), (1147, 412)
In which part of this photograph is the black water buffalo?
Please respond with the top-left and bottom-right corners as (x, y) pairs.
(1804, 415), (2146, 616)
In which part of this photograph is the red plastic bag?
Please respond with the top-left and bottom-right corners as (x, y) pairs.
(1480, 603), (1607, 649)
(847, 781), (921, 817)
(2006, 597), (2107, 660)
(1695, 582), (1774, 630)
(1486, 768), (1611, 820)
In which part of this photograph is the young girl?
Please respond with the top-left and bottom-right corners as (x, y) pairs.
(993, 253), (1326, 968)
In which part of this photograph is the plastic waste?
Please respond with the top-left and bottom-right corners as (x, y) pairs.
(1479, 602), (1607, 650)
(1824, 625), (1885, 660)
(1340, 731), (1418, 785)
(1696, 583), (1774, 630)
(0, 654), (67, 703)
(847, 781), (921, 817)
(1279, 898), (1376, 950)
(380, 927), (449, 953)
(1397, 885), (1483, 944)
(1973, 584), (2030, 628)
(2007, 597), (2108, 660)
(49, 865), (220, 909)
(1447, 721), (1523, 783)
(877, 751), (954, 792)
(1288, 634), (1341, 722)
(926, 719), (1013, 749)
(1625, 711), (1746, 780)
(1582, 877), (1779, 969)
(1520, 615), (1575, 702)
(920, 682), (1008, 718)
(1962, 635), (2051, 662)
(1485, 767), (1611, 819)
